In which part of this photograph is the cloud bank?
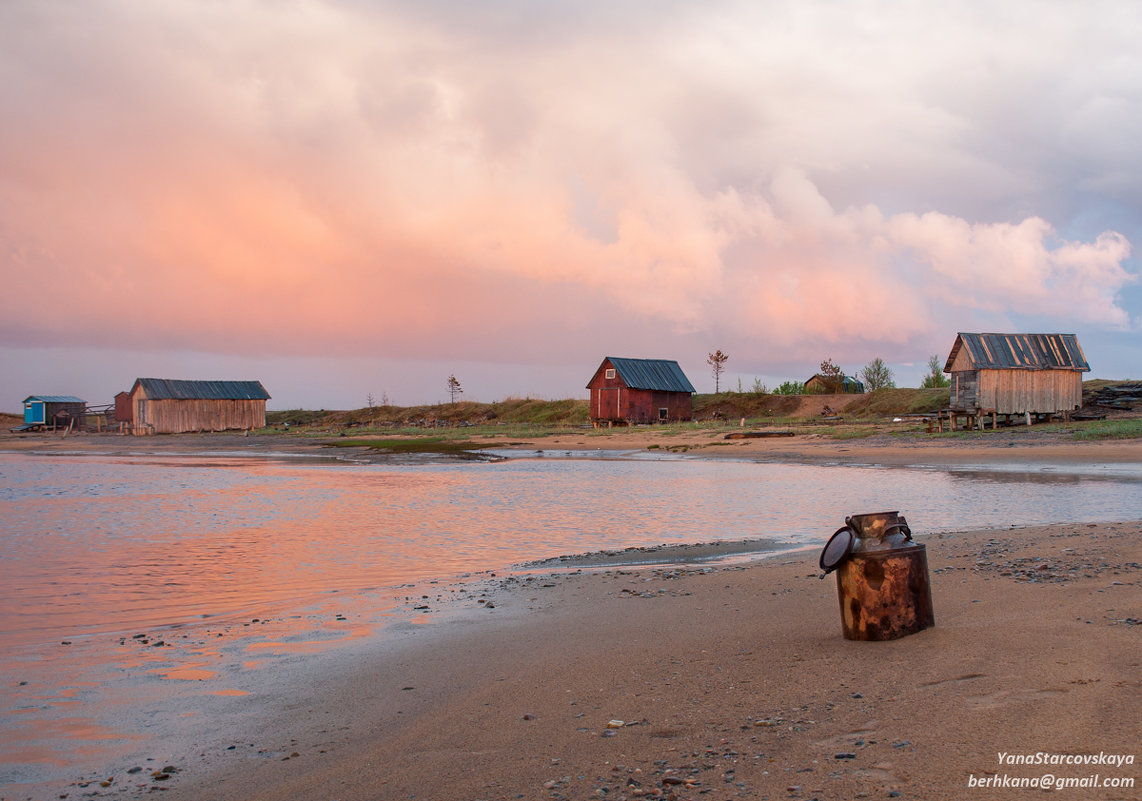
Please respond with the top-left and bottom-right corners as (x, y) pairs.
(1, 0), (1139, 398)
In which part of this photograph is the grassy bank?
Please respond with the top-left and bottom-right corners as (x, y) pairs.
(267, 388), (952, 432)
(258, 382), (1142, 443)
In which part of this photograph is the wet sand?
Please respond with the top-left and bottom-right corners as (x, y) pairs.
(151, 521), (1140, 801)
(4, 429), (1140, 799)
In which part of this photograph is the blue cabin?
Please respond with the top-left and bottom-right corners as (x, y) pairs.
(22, 395), (87, 428)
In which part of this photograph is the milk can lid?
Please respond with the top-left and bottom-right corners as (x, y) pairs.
(819, 526), (855, 574)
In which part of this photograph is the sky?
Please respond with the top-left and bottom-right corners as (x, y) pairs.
(3, 0), (1140, 411)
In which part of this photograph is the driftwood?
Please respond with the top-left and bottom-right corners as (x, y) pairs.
(724, 431), (795, 439)
(1082, 383), (1142, 412)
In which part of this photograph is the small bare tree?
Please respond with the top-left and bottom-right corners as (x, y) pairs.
(707, 349), (729, 393)
(366, 393), (376, 426)
(447, 374), (463, 404)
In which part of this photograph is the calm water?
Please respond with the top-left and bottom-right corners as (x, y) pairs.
(1, 449), (1141, 788)
(3, 450), (1142, 650)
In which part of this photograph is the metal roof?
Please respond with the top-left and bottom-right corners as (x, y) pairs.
(594, 357), (696, 393)
(132, 378), (271, 400)
(23, 395), (86, 404)
(944, 333), (1090, 373)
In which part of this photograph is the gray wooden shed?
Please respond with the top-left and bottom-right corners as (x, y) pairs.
(943, 333), (1089, 422)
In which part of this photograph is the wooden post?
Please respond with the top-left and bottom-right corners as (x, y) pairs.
(1025, 411), (1032, 426)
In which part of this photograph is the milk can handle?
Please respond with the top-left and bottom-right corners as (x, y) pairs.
(881, 522), (912, 541)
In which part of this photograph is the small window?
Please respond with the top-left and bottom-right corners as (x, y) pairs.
(658, 407), (668, 421)
(605, 368), (616, 379)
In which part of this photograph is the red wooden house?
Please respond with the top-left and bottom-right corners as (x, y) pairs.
(587, 357), (696, 425)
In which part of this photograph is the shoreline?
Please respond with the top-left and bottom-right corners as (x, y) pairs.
(3, 425), (1141, 468)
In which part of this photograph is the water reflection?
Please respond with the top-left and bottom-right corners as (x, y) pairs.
(2, 451), (1141, 653)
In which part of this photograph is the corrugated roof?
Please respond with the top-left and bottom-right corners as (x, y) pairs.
(23, 395), (86, 404)
(944, 333), (1090, 372)
(595, 357), (696, 393)
(132, 378), (271, 400)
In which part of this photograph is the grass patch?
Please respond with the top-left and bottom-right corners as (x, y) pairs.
(1072, 419), (1142, 440)
(327, 437), (493, 456)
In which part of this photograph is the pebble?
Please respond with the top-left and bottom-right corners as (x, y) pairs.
(834, 752), (857, 759)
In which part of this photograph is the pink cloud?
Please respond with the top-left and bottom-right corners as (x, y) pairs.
(1, 0), (1138, 387)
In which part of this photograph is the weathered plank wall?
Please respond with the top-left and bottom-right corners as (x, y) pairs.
(951, 370), (980, 410)
(589, 386), (692, 423)
(977, 370), (1082, 414)
(135, 398), (266, 434)
(626, 389), (692, 423)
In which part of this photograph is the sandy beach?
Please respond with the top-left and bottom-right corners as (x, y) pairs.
(154, 520), (1139, 801)
(2, 429), (1140, 800)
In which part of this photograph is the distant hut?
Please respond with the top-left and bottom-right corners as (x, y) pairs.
(129, 378), (270, 434)
(943, 333), (1089, 425)
(587, 357), (696, 426)
(804, 374), (865, 394)
(21, 395), (86, 431)
(114, 391), (133, 424)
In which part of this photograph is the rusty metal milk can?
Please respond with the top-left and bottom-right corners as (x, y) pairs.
(819, 511), (935, 640)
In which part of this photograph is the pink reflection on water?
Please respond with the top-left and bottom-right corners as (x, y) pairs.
(149, 664), (217, 681)
(1, 455), (505, 653)
(0, 715), (144, 766)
